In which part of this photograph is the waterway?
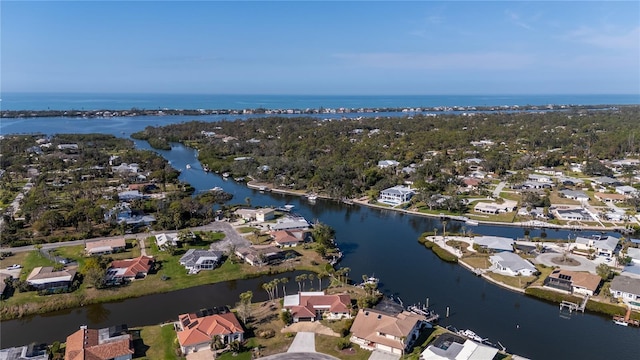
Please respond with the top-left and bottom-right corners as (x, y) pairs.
(2, 116), (639, 359)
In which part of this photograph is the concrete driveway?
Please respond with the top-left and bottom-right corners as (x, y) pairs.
(534, 252), (597, 273)
(369, 349), (400, 360)
(287, 332), (316, 353)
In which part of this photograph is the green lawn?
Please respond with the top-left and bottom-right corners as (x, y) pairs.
(135, 324), (182, 360)
(315, 334), (371, 360)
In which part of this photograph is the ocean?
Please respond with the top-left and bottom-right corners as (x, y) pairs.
(1, 92), (638, 111)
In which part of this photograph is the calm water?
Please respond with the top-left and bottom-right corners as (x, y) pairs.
(2, 92), (639, 111)
(2, 115), (639, 359)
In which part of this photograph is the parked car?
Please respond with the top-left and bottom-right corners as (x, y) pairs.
(7, 264), (22, 270)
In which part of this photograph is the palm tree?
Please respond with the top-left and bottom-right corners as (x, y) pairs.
(308, 274), (315, 290)
(280, 277), (289, 296)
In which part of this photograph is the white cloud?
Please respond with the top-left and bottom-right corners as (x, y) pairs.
(562, 26), (640, 50)
(332, 52), (535, 70)
(505, 10), (533, 30)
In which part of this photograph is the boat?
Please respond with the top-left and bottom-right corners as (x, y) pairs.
(210, 186), (223, 192)
(222, 172), (230, 178)
(360, 275), (379, 287)
(258, 186), (269, 192)
(466, 219), (479, 226)
(234, 177), (245, 182)
(457, 329), (487, 343)
(613, 319), (629, 326)
(307, 194), (318, 201)
(284, 204), (295, 211)
(185, 164), (191, 169)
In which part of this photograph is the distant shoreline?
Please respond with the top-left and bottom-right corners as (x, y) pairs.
(1, 103), (634, 119)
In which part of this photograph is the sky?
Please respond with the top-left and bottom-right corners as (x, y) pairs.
(1, 1), (639, 95)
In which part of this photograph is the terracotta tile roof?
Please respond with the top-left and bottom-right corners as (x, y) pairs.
(350, 309), (425, 351)
(177, 312), (244, 347)
(286, 292), (351, 318)
(548, 270), (601, 292)
(109, 256), (153, 278)
(270, 230), (303, 245)
(65, 327), (133, 360)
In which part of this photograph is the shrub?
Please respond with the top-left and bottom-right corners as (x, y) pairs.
(337, 338), (351, 350)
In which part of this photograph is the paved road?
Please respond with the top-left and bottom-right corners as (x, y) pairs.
(1, 220), (250, 254)
(287, 332), (316, 353)
(534, 252), (597, 273)
(369, 350), (400, 360)
(261, 353), (340, 360)
(493, 181), (506, 198)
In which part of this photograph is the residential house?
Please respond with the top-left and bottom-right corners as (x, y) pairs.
(594, 192), (627, 203)
(461, 177), (481, 191)
(57, 143), (79, 151)
(85, 238), (127, 256)
(554, 208), (594, 221)
(117, 190), (145, 201)
(65, 325), (134, 360)
(155, 232), (179, 249)
(112, 163), (140, 174)
(592, 176), (622, 187)
(626, 247), (640, 265)
(234, 246), (285, 266)
(573, 236), (619, 257)
(420, 333), (498, 360)
(26, 267), (77, 291)
(106, 256), (154, 282)
(473, 200), (517, 215)
(544, 269), (602, 296)
(269, 217), (310, 231)
(473, 236), (514, 252)
(378, 185), (415, 206)
(179, 249), (224, 272)
(469, 170), (487, 179)
(615, 185), (638, 197)
(378, 160), (400, 169)
(559, 189), (590, 202)
(350, 308), (426, 355)
(270, 229), (309, 247)
(0, 344), (48, 360)
(256, 208), (275, 222)
(235, 208), (257, 221)
(489, 252), (537, 276)
(610, 275), (640, 309)
(283, 291), (351, 322)
(175, 308), (244, 354)
(528, 174), (552, 183)
(521, 180), (552, 189)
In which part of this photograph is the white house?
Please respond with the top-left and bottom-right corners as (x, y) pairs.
(559, 189), (590, 202)
(489, 252), (537, 276)
(573, 236), (619, 257)
(610, 275), (640, 310)
(473, 200), (517, 215)
(421, 337), (498, 360)
(626, 247), (640, 265)
(473, 236), (514, 252)
(378, 185), (415, 205)
(256, 208), (275, 222)
(179, 249), (223, 272)
(378, 160), (400, 169)
(615, 185), (638, 197)
(155, 232), (179, 249)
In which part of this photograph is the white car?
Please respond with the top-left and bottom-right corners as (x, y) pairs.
(7, 264), (22, 270)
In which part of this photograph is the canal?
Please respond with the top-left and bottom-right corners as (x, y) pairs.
(2, 116), (639, 359)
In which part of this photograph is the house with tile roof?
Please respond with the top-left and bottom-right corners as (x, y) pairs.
(175, 308), (244, 354)
(106, 256), (154, 281)
(64, 325), (134, 360)
(544, 269), (602, 296)
(26, 267), (77, 291)
(270, 229), (309, 248)
(350, 308), (426, 355)
(283, 291), (351, 322)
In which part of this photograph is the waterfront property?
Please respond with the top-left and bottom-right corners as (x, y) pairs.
(235, 245), (285, 266)
(350, 308), (426, 355)
(378, 185), (415, 206)
(282, 291), (351, 322)
(26, 267), (77, 292)
(473, 236), (514, 252)
(269, 216), (310, 231)
(175, 307), (244, 354)
(473, 200), (517, 214)
(489, 252), (537, 276)
(270, 229), (309, 248)
(106, 256), (154, 282)
(544, 269), (602, 296)
(573, 236), (619, 258)
(235, 208), (276, 222)
(0, 344), (48, 360)
(179, 249), (224, 272)
(85, 237), (127, 256)
(554, 208), (595, 221)
(610, 275), (640, 310)
(65, 325), (134, 360)
(420, 333), (498, 360)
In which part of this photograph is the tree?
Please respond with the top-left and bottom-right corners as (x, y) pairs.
(237, 290), (253, 324)
(82, 256), (107, 289)
(280, 309), (292, 325)
(311, 221), (335, 248)
(596, 263), (612, 280)
(295, 274), (307, 292)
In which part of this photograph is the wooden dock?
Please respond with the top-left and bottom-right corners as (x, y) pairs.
(613, 307), (640, 327)
(559, 294), (588, 313)
(408, 305), (440, 323)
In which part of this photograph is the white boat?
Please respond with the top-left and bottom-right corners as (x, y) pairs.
(458, 329), (486, 343)
(360, 275), (379, 287)
(222, 172), (230, 178)
(307, 194), (318, 201)
(210, 186), (223, 192)
(284, 204), (295, 211)
(613, 320), (628, 326)
(466, 219), (479, 226)
(185, 164), (191, 169)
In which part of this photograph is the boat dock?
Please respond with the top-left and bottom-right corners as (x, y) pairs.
(559, 294), (588, 313)
(407, 304), (440, 323)
(613, 307), (640, 327)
